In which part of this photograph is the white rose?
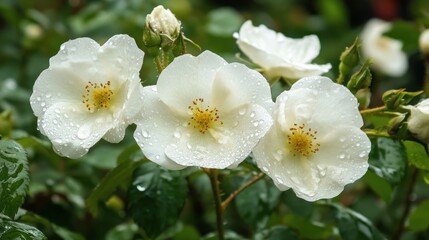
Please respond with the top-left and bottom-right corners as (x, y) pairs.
(361, 18), (408, 77)
(234, 20), (331, 80)
(408, 99), (429, 143)
(419, 29), (429, 55)
(146, 5), (181, 40)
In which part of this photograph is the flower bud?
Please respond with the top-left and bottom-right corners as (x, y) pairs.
(382, 89), (423, 110)
(339, 38), (361, 78)
(347, 59), (372, 93)
(419, 29), (429, 55)
(145, 5), (181, 47)
(355, 88), (371, 110)
(408, 99), (429, 143)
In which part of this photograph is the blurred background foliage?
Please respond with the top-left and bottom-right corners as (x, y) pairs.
(2, 0), (429, 239)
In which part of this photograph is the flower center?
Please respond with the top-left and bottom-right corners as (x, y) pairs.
(287, 123), (320, 157)
(82, 81), (113, 112)
(188, 98), (223, 134)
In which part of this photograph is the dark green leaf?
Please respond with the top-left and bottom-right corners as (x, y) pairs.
(282, 190), (313, 217)
(0, 140), (29, 218)
(264, 226), (299, 240)
(116, 144), (143, 165)
(128, 162), (188, 238)
(235, 177), (281, 229)
(403, 141), (429, 171)
(283, 214), (333, 239)
(329, 203), (385, 240)
(362, 171), (392, 203)
(105, 223), (138, 240)
(408, 200), (429, 231)
(368, 137), (406, 184)
(0, 219), (47, 240)
(86, 158), (142, 216)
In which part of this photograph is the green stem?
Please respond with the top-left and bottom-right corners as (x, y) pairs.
(162, 49), (170, 68)
(221, 173), (265, 210)
(205, 168), (225, 240)
(363, 129), (391, 138)
(423, 56), (429, 96)
(360, 106), (386, 115)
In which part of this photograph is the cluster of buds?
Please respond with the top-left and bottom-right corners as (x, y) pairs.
(143, 5), (184, 56)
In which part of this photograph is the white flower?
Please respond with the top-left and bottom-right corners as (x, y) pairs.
(361, 18), (408, 77)
(146, 5), (181, 40)
(30, 35), (145, 159)
(133, 51), (274, 170)
(408, 99), (429, 143)
(234, 20), (331, 80)
(253, 76), (370, 201)
(419, 29), (429, 55)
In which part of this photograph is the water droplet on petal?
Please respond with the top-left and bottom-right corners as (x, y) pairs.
(77, 125), (91, 139)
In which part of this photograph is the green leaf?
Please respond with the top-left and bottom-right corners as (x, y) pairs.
(0, 139), (29, 218)
(282, 190), (313, 217)
(368, 137), (407, 184)
(235, 177), (281, 229)
(86, 158), (142, 216)
(105, 223), (138, 240)
(264, 226), (299, 240)
(128, 162), (188, 238)
(283, 214), (333, 239)
(403, 141), (429, 171)
(0, 219), (47, 240)
(408, 200), (429, 231)
(362, 170), (392, 203)
(329, 203), (385, 240)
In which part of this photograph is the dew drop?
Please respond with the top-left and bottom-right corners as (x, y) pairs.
(250, 111), (255, 118)
(174, 131), (181, 138)
(77, 125), (91, 139)
(239, 108), (246, 115)
(142, 130), (149, 138)
(136, 185), (146, 191)
(339, 154), (345, 159)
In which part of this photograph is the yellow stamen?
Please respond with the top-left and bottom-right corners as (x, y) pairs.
(188, 98), (223, 134)
(287, 123), (320, 157)
(82, 81), (113, 112)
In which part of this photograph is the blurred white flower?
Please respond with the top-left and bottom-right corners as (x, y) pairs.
(361, 18), (408, 77)
(146, 5), (181, 40)
(419, 29), (429, 55)
(234, 20), (331, 80)
(30, 35), (145, 158)
(408, 99), (429, 143)
(134, 51), (274, 169)
(253, 76), (370, 201)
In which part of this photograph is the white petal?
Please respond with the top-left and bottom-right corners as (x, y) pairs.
(267, 63), (331, 79)
(236, 39), (287, 69)
(39, 102), (112, 159)
(308, 127), (370, 201)
(157, 51), (227, 114)
(165, 104), (272, 169)
(49, 37), (100, 67)
(30, 68), (86, 118)
(278, 35), (321, 63)
(211, 63), (274, 113)
(291, 76), (363, 128)
(133, 86), (185, 170)
(98, 34), (144, 85)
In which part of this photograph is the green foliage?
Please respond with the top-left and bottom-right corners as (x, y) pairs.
(0, 219), (47, 240)
(368, 137), (407, 184)
(206, 8), (243, 37)
(329, 203), (386, 240)
(235, 177), (281, 229)
(0, 139), (29, 218)
(408, 200), (429, 231)
(128, 162), (188, 238)
(363, 171), (392, 203)
(383, 21), (420, 53)
(86, 157), (142, 216)
(404, 141), (429, 171)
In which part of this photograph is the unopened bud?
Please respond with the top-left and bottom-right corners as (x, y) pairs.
(339, 38), (361, 78)
(382, 89), (423, 110)
(347, 59), (372, 93)
(145, 5), (181, 48)
(355, 88), (371, 110)
(408, 98), (429, 143)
